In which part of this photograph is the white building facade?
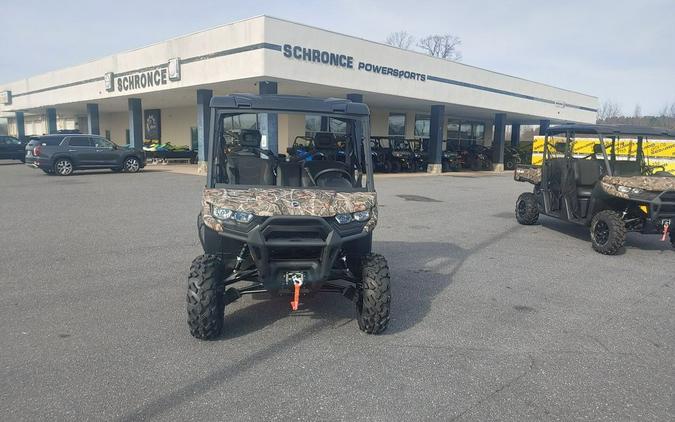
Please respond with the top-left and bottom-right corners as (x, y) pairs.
(0, 16), (597, 171)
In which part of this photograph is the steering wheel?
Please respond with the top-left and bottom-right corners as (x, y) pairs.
(312, 168), (354, 186)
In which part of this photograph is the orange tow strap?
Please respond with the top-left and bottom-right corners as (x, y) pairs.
(290, 279), (302, 311)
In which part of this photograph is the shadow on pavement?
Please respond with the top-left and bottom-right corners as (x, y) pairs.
(120, 227), (521, 421)
(540, 216), (671, 252)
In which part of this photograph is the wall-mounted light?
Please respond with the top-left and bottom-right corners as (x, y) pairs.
(104, 72), (114, 92)
(168, 58), (181, 81)
(0, 91), (11, 105)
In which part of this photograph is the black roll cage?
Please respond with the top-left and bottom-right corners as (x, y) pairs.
(206, 107), (374, 192)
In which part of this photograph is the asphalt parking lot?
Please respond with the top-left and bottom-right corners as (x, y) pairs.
(0, 161), (673, 421)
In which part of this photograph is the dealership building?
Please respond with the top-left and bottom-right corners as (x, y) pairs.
(0, 15), (597, 171)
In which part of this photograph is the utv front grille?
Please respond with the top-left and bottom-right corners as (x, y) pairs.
(653, 190), (675, 218)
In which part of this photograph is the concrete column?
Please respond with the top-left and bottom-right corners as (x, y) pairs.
(492, 113), (507, 171)
(511, 123), (521, 147)
(46, 108), (57, 134)
(128, 98), (143, 149)
(196, 89), (213, 174)
(259, 81), (278, 154)
(538, 119), (550, 136)
(86, 103), (100, 135)
(15, 112), (25, 141)
(427, 104), (445, 174)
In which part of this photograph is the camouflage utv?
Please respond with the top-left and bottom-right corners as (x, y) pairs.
(514, 124), (675, 254)
(188, 94), (391, 340)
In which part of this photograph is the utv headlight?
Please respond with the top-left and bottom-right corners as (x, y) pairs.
(617, 186), (643, 195)
(335, 213), (353, 224)
(212, 207), (233, 220)
(212, 207), (254, 223)
(232, 211), (254, 223)
(352, 210), (371, 222)
(335, 209), (371, 224)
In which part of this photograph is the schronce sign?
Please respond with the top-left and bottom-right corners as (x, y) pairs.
(282, 44), (426, 82)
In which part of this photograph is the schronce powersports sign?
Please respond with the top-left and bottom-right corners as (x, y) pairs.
(104, 58), (181, 93)
(282, 44), (426, 82)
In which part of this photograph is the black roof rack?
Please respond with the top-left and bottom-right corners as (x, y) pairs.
(546, 123), (675, 138)
(210, 94), (370, 116)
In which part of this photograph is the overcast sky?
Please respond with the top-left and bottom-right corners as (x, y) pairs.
(2, 0), (673, 115)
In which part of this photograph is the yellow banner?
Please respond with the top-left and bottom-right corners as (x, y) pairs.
(532, 136), (675, 160)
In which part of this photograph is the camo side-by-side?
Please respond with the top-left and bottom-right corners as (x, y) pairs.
(202, 188), (378, 232)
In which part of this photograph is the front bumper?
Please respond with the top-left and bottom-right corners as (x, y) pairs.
(642, 190), (675, 221)
(218, 215), (368, 285)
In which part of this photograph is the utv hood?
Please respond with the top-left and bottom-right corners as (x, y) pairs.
(600, 175), (675, 198)
(202, 187), (378, 233)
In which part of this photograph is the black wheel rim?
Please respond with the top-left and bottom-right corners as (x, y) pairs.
(594, 221), (610, 245)
(517, 200), (527, 217)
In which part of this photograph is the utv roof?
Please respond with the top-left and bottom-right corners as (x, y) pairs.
(546, 123), (675, 138)
(210, 94), (370, 116)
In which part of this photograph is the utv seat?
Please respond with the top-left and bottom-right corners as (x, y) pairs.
(313, 132), (338, 160)
(226, 129), (275, 185)
(573, 159), (603, 197)
(612, 160), (641, 177)
(276, 161), (303, 187)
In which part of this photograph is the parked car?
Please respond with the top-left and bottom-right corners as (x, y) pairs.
(26, 134), (145, 176)
(0, 135), (27, 162)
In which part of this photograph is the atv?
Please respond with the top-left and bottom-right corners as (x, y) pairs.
(503, 144), (522, 170)
(389, 138), (416, 172)
(188, 94), (391, 340)
(441, 140), (461, 172)
(514, 123), (675, 254)
(369, 136), (394, 173)
(410, 139), (429, 172)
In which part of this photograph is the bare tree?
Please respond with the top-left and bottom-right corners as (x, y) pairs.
(633, 103), (642, 118)
(597, 99), (622, 121)
(385, 31), (415, 50)
(417, 34), (462, 61)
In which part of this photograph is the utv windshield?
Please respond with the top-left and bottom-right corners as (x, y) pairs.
(210, 111), (371, 191)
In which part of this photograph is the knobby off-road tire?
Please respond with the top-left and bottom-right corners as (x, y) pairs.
(590, 210), (626, 255)
(515, 192), (539, 225)
(357, 254), (391, 334)
(187, 254), (226, 340)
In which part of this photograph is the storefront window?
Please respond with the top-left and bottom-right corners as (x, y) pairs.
(329, 118), (346, 134)
(305, 115), (346, 137)
(223, 113), (258, 131)
(460, 123), (472, 140)
(473, 123), (485, 141)
(414, 114), (430, 139)
(305, 115), (321, 134)
(447, 120), (485, 146)
(388, 113), (406, 138)
(447, 120), (460, 141)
